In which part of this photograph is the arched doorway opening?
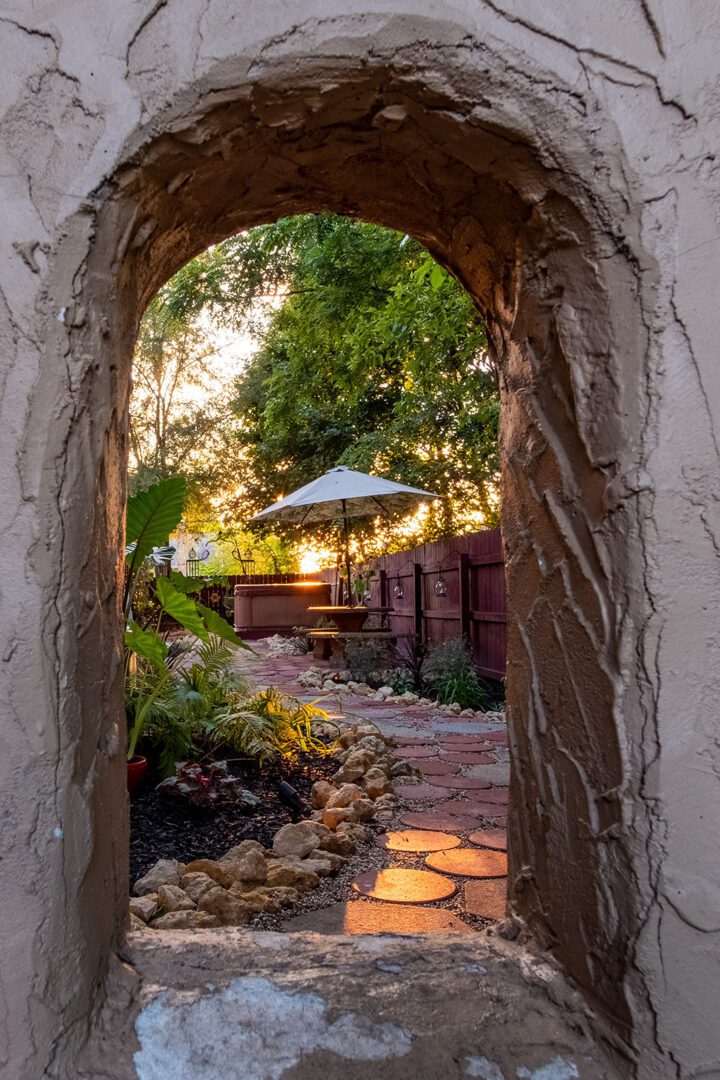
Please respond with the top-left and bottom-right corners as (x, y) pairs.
(10, 23), (677, 1077)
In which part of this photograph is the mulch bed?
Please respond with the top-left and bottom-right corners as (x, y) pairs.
(129, 751), (336, 885)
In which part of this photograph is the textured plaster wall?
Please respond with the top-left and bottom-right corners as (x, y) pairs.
(0, 2), (718, 1078)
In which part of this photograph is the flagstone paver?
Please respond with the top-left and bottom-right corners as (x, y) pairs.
(400, 812), (484, 833)
(352, 868), (457, 903)
(425, 849), (508, 879)
(468, 829), (507, 851)
(282, 901), (472, 934)
(464, 879), (508, 919)
(430, 775), (493, 790)
(393, 782), (451, 800)
(377, 829), (462, 852)
(231, 643), (510, 932)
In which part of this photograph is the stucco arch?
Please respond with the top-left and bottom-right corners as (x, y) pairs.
(1, 5), (719, 1078)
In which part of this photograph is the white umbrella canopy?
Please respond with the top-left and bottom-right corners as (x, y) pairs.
(251, 466), (438, 526)
(251, 466), (439, 602)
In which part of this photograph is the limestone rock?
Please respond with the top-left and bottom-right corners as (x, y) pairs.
(199, 887), (253, 926)
(334, 749), (375, 783)
(336, 822), (373, 844)
(322, 806), (357, 830)
(220, 849), (268, 884)
(363, 768), (392, 800)
(376, 686), (394, 698)
(273, 821), (323, 858)
(374, 793), (399, 810)
(318, 831), (355, 856)
(326, 782), (365, 809)
(265, 886), (301, 907)
(266, 860), (320, 892)
(129, 896), (158, 923)
(133, 858), (186, 896)
(180, 872), (219, 904)
(129, 913), (148, 931)
(222, 840), (267, 860)
(233, 887), (282, 914)
(184, 859), (232, 888)
(391, 760), (414, 778)
(153, 910), (220, 930)
(352, 798), (377, 821)
(310, 780), (337, 808)
(157, 884), (195, 912)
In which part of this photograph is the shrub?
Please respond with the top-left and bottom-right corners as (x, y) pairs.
(344, 637), (392, 685)
(156, 761), (260, 811)
(421, 636), (490, 711)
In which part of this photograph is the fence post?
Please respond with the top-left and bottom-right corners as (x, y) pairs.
(459, 552), (471, 640)
(413, 562), (424, 643)
(379, 569), (388, 624)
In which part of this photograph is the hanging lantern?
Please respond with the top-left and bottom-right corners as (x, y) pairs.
(188, 547), (198, 561)
(435, 571), (448, 597)
(393, 577), (404, 600)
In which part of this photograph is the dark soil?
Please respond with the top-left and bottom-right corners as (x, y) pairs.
(129, 752), (336, 884)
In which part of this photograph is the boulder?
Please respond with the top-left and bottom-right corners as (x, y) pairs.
(184, 859), (232, 888)
(351, 798), (377, 821)
(303, 821), (334, 842)
(334, 749), (375, 783)
(310, 780), (337, 808)
(376, 686), (394, 698)
(153, 910), (220, 930)
(233, 887), (282, 914)
(129, 913), (148, 931)
(265, 886), (301, 907)
(199, 887), (254, 926)
(326, 782), (365, 809)
(220, 849), (268, 884)
(157, 884), (196, 912)
(266, 861), (320, 892)
(363, 768), (392, 800)
(180, 872), (219, 904)
(374, 793), (399, 811)
(129, 895), (158, 923)
(391, 760), (414, 778)
(272, 821), (323, 858)
(133, 858), (186, 896)
(318, 831), (355, 856)
(223, 840), (267, 860)
(322, 806), (357, 830)
(337, 822), (373, 844)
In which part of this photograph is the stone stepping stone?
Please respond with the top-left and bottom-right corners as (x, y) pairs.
(400, 812), (480, 833)
(430, 775), (493, 790)
(440, 751), (496, 764)
(409, 759), (460, 776)
(425, 848), (508, 878)
(394, 782), (449, 800)
(439, 738), (495, 750)
(377, 829), (462, 852)
(352, 867), (457, 903)
(474, 787), (509, 804)
(461, 763), (510, 786)
(468, 829), (507, 851)
(393, 745), (437, 758)
(435, 801), (506, 820)
(464, 879), (507, 919)
(482, 731), (509, 744)
(282, 901), (471, 934)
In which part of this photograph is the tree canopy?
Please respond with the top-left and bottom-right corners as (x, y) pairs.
(129, 214), (499, 557)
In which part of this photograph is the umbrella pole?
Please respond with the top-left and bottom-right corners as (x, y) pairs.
(341, 499), (353, 606)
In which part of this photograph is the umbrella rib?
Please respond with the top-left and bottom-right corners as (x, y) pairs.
(369, 496), (390, 516)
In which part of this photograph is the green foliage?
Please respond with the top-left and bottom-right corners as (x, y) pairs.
(155, 577), (210, 641)
(226, 215), (499, 542)
(344, 637), (393, 686)
(203, 689), (334, 765)
(421, 636), (490, 711)
(384, 668), (417, 695)
(124, 475), (187, 615)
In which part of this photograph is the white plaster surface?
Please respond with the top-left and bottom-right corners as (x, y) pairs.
(134, 976), (413, 1079)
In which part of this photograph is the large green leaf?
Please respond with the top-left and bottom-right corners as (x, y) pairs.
(155, 577), (209, 641)
(125, 476), (186, 569)
(197, 603), (252, 650)
(124, 621), (168, 671)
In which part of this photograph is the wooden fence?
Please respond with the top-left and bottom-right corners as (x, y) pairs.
(322, 529), (507, 681)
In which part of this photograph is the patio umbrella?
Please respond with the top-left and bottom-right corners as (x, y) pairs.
(251, 466), (439, 602)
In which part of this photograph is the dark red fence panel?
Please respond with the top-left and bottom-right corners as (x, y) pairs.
(320, 529), (507, 680)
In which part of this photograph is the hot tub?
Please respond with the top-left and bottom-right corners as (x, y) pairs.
(234, 581), (332, 639)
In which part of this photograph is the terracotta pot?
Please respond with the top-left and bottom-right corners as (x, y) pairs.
(127, 754), (148, 794)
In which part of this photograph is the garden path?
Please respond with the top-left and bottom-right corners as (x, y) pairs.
(233, 643), (510, 935)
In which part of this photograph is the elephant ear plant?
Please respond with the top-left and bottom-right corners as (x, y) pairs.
(123, 475), (250, 763)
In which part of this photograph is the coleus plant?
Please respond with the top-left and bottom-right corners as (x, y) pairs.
(156, 761), (260, 811)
